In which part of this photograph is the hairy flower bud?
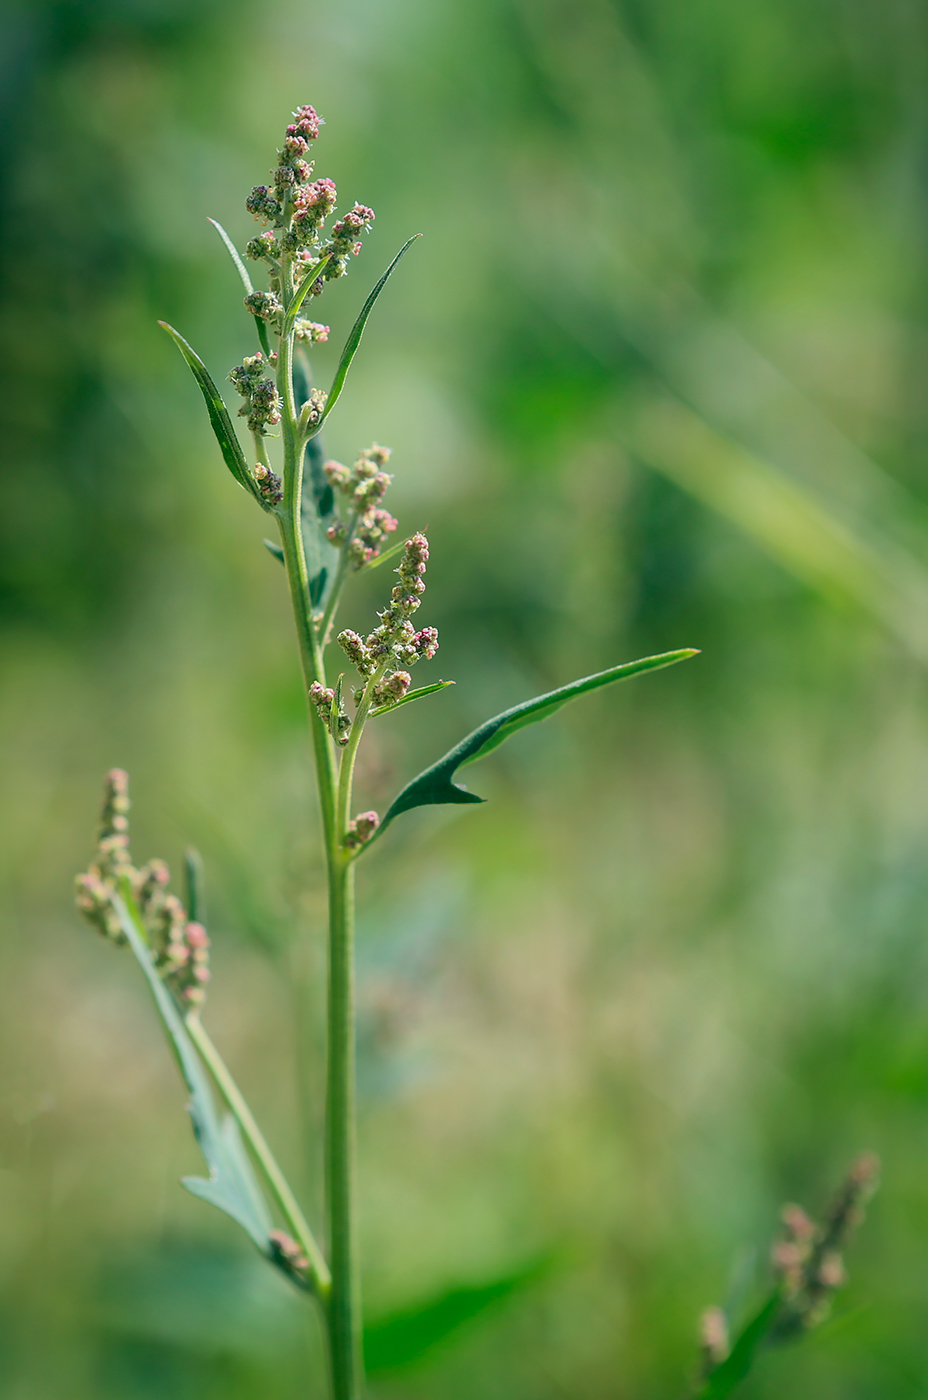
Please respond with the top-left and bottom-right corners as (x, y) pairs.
(345, 811), (379, 849)
(253, 463), (283, 505)
(244, 290), (282, 323)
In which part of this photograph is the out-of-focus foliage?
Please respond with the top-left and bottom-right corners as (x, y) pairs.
(2, 0), (928, 1396)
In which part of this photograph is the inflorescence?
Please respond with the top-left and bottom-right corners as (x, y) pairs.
(75, 771), (211, 1008)
(324, 444), (398, 568)
(337, 532), (439, 710)
(243, 104), (375, 325)
(771, 1153), (879, 1336)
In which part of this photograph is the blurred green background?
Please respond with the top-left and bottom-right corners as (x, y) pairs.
(2, 0), (928, 1395)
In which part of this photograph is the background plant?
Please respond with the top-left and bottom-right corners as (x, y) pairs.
(1, 2), (926, 1398)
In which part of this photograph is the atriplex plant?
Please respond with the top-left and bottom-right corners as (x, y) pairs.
(74, 105), (873, 1399)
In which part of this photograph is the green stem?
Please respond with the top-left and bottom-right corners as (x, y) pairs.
(277, 251), (363, 1400)
(325, 852), (362, 1399)
(318, 547), (352, 644)
(186, 1013), (331, 1298)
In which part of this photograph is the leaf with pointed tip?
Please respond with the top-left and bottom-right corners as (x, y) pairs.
(280, 254), (332, 338)
(111, 887), (273, 1253)
(312, 235), (421, 435)
(263, 538), (285, 564)
(364, 1253), (555, 1375)
(695, 1290), (781, 1400)
(183, 847), (206, 926)
(158, 322), (266, 508)
(208, 218), (253, 296)
(370, 680), (455, 719)
(363, 538), (409, 572)
(364, 650), (698, 848)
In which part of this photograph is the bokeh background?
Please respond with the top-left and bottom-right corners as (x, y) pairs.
(3, 0), (928, 1395)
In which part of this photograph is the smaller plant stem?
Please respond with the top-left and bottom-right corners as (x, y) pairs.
(186, 1013), (331, 1298)
(318, 548), (353, 644)
(324, 853), (361, 1400)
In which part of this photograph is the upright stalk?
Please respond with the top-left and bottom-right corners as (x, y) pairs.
(277, 250), (363, 1400)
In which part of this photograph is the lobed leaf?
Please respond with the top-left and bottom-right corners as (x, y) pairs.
(110, 887), (273, 1253)
(312, 235), (421, 435)
(158, 322), (266, 508)
(365, 649), (698, 848)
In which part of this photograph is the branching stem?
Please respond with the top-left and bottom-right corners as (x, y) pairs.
(186, 1013), (331, 1298)
(276, 249), (364, 1400)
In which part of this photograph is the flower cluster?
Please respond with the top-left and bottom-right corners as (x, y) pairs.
(324, 444), (398, 567)
(253, 462), (283, 506)
(228, 353), (281, 435)
(269, 1230), (312, 1289)
(75, 771), (211, 1008)
(309, 680), (351, 746)
(345, 811), (379, 850)
(771, 1153), (879, 1336)
(244, 103), (375, 300)
(299, 387), (328, 433)
(336, 533), (439, 708)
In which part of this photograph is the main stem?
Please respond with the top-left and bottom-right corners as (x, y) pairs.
(276, 264), (363, 1400)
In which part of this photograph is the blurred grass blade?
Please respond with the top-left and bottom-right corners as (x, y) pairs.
(695, 1290), (781, 1400)
(207, 218), (253, 296)
(183, 847), (206, 926)
(110, 887), (273, 1253)
(280, 255), (332, 338)
(314, 235), (421, 433)
(363, 1256), (551, 1374)
(158, 322), (264, 507)
(620, 391), (928, 665)
(370, 680), (455, 718)
(365, 649), (697, 847)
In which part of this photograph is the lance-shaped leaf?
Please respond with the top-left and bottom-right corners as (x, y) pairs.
(370, 680), (455, 719)
(695, 1290), (782, 1400)
(159, 322), (266, 508)
(207, 219), (272, 357)
(110, 887), (273, 1253)
(280, 254), (332, 338)
(311, 235), (421, 436)
(208, 218), (254, 296)
(364, 649), (698, 848)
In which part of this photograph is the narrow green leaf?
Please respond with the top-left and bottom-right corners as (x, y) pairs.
(362, 538), (409, 572)
(313, 235), (421, 434)
(263, 538), (285, 564)
(158, 322), (265, 507)
(363, 1255), (552, 1375)
(280, 254), (332, 338)
(207, 218), (253, 296)
(183, 847), (206, 926)
(365, 649), (698, 847)
(110, 887), (273, 1253)
(370, 680), (455, 719)
(695, 1290), (782, 1400)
